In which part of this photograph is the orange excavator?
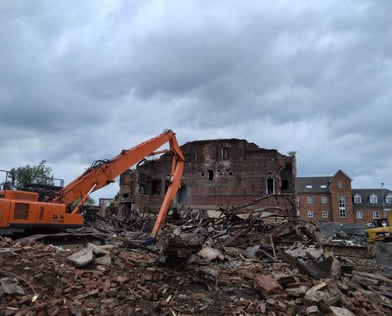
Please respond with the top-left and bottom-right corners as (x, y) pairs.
(0, 130), (184, 240)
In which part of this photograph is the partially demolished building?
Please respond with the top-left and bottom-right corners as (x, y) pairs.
(119, 138), (296, 216)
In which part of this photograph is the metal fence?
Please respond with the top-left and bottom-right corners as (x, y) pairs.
(318, 222), (367, 239)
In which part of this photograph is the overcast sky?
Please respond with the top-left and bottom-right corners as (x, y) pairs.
(1, 0), (391, 201)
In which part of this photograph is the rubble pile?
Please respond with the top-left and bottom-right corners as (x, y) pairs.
(0, 211), (391, 315)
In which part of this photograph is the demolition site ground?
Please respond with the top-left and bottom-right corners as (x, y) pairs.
(0, 208), (392, 316)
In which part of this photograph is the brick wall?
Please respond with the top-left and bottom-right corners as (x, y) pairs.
(297, 170), (353, 223)
(298, 193), (331, 222)
(297, 171), (390, 225)
(124, 139), (296, 214)
(352, 207), (384, 224)
(328, 171), (354, 223)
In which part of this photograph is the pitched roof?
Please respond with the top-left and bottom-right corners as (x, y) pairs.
(352, 188), (392, 208)
(296, 176), (331, 193)
(296, 170), (352, 193)
(330, 169), (352, 182)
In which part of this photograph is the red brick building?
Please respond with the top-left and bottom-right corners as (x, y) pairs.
(120, 138), (296, 214)
(297, 170), (392, 224)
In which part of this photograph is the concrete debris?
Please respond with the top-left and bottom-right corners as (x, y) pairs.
(67, 247), (94, 267)
(87, 242), (110, 256)
(197, 246), (223, 261)
(305, 305), (319, 315)
(304, 281), (341, 305)
(330, 306), (356, 316)
(0, 278), (25, 295)
(0, 215), (391, 315)
(94, 254), (112, 266)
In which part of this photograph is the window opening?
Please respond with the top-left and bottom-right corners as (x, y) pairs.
(339, 196), (346, 217)
(222, 147), (229, 160)
(267, 178), (274, 195)
(338, 181), (343, 188)
(151, 180), (162, 195)
(370, 194), (378, 204)
(354, 194), (362, 204)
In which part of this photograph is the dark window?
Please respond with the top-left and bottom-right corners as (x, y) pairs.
(267, 178), (274, 195)
(208, 170), (214, 180)
(151, 180), (162, 195)
(222, 148), (229, 160)
(281, 180), (289, 190)
(138, 173), (148, 195)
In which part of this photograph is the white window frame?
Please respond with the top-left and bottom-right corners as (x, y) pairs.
(307, 211), (314, 218)
(339, 208), (346, 218)
(373, 211), (379, 219)
(338, 196), (346, 217)
(370, 194), (378, 204)
(386, 193), (392, 204)
(322, 211), (328, 218)
(321, 196), (327, 204)
(356, 211), (363, 219)
(354, 194), (362, 204)
(338, 181), (343, 188)
(307, 196), (313, 204)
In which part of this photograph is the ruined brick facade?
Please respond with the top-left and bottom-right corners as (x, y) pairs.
(119, 139), (296, 215)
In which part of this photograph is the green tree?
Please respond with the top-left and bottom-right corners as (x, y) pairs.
(8, 160), (54, 190)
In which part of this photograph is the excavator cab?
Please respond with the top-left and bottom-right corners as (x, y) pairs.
(365, 212), (392, 243)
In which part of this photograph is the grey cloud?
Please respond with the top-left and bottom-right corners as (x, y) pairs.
(1, 0), (392, 192)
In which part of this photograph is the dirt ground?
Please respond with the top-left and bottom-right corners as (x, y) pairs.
(0, 220), (391, 315)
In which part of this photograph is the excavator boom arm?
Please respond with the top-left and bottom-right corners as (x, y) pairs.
(52, 130), (184, 238)
(0, 130), (184, 238)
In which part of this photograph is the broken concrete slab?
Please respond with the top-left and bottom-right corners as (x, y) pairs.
(87, 242), (110, 256)
(67, 247), (93, 267)
(306, 305), (319, 315)
(197, 245), (223, 261)
(94, 254), (112, 266)
(330, 306), (355, 316)
(304, 281), (342, 305)
(0, 278), (25, 295)
(284, 243), (324, 260)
